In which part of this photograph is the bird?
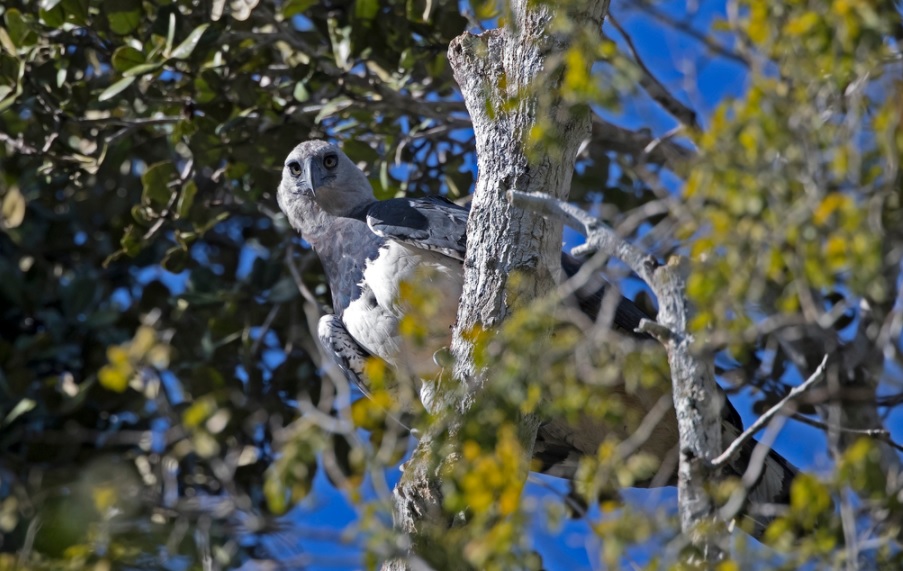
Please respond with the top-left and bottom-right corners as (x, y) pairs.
(276, 139), (798, 537)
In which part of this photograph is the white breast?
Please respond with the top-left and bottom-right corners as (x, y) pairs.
(343, 242), (463, 380)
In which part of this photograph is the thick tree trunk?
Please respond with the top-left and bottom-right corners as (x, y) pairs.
(383, 1), (608, 569)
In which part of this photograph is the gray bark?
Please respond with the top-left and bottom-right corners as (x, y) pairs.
(383, 1), (609, 568)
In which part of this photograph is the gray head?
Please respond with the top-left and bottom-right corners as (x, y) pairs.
(277, 141), (375, 237)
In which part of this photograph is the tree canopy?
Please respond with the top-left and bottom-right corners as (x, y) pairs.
(1, 0), (903, 569)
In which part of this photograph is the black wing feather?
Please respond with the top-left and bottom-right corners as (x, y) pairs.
(365, 196), (468, 260)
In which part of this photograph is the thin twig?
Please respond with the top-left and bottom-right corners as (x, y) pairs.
(249, 303), (281, 357)
(792, 413), (903, 453)
(712, 355), (828, 468)
(608, 14), (698, 129)
(591, 114), (693, 167)
(628, 1), (750, 66)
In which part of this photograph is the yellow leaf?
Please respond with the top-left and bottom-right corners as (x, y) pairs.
(789, 473), (831, 515)
(747, 4), (770, 44)
(98, 364), (130, 392)
(825, 235), (847, 258)
(832, 0), (852, 17)
(363, 357), (387, 388)
(738, 125), (759, 160)
(92, 485), (117, 513)
(784, 12), (821, 37)
(106, 345), (130, 365)
(563, 46), (592, 95)
(813, 192), (851, 226)
(597, 39), (617, 58)
(183, 397), (215, 428)
(350, 397), (387, 430)
(462, 440), (481, 462)
(498, 487), (519, 516)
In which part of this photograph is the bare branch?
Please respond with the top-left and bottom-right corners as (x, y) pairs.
(591, 116), (694, 166)
(637, 317), (676, 342)
(791, 414), (903, 453)
(608, 14), (698, 129)
(712, 355), (828, 468)
(626, 2), (750, 66)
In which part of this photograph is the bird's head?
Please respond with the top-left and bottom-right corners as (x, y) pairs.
(278, 141), (375, 223)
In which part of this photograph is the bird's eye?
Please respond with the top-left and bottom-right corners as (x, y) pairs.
(323, 154), (338, 169)
(288, 161), (302, 176)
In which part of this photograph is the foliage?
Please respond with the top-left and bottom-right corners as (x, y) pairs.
(684, 0), (901, 337)
(1, 0), (902, 569)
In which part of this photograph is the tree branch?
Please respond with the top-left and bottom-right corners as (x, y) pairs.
(509, 189), (727, 561)
(608, 14), (698, 129)
(591, 115), (694, 167)
(712, 355), (828, 468)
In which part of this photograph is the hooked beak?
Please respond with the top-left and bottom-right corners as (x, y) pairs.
(298, 157), (318, 199)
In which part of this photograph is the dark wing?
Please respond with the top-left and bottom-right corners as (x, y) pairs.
(312, 216), (387, 316)
(561, 252), (653, 338)
(365, 196), (469, 260)
(317, 314), (374, 396)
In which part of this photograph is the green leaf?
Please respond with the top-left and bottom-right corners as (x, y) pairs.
(406, 0), (432, 23)
(162, 246), (188, 272)
(97, 76), (135, 102)
(40, 0), (64, 10)
(164, 11), (176, 56)
(194, 71), (219, 103)
(355, 0), (379, 20)
(120, 224), (145, 256)
(0, 73), (23, 113)
(176, 180), (197, 218)
(172, 118), (198, 140)
(122, 61), (163, 77)
(39, 3), (65, 27)
(314, 96), (351, 124)
(141, 162), (177, 207)
(169, 24), (209, 60)
(111, 46), (146, 72)
(281, 0), (316, 18)
(379, 160), (391, 195)
(130, 204), (155, 226)
(4, 9), (34, 48)
(195, 210), (229, 234)
(292, 81), (309, 102)
(106, 0), (142, 35)
(61, 0), (89, 26)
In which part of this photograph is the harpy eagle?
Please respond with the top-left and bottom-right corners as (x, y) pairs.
(276, 139), (797, 537)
